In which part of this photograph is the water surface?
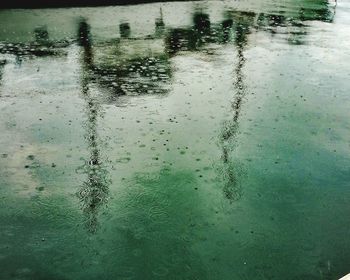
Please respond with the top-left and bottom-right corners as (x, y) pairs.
(1, 0), (350, 279)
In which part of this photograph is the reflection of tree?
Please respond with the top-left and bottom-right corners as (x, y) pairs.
(219, 12), (255, 202)
(76, 19), (110, 233)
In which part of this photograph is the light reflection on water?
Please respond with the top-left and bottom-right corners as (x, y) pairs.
(0, 0), (350, 279)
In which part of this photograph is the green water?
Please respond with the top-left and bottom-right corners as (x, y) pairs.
(1, 1), (350, 279)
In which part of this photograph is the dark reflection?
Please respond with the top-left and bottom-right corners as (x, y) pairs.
(155, 8), (165, 38)
(78, 19), (93, 67)
(119, 22), (131, 39)
(77, 19), (110, 233)
(0, 1), (333, 209)
(166, 12), (212, 55)
(164, 3), (332, 56)
(0, 27), (69, 57)
(34, 26), (49, 44)
(93, 54), (171, 97)
(221, 19), (233, 43)
(193, 12), (211, 36)
(219, 11), (255, 202)
(75, 20), (172, 98)
(0, 59), (5, 87)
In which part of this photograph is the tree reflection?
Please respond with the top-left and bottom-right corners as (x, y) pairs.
(219, 11), (255, 202)
(77, 19), (110, 233)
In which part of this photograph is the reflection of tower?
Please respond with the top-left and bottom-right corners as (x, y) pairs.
(155, 7), (165, 37)
(34, 25), (49, 45)
(78, 20), (93, 68)
(221, 19), (233, 43)
(119, 22), (131, 39)
(77, 19), (110, 233)
(220, 12), (254, 202)
(166, 12), (211, 54)
(193, 12), (211, 36)
(193, 12), (211, 47)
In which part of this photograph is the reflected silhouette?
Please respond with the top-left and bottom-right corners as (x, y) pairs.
(78, 19), (93, 67)
(0, 2), (334, 210)
(34, 25), (49, 45)
(219, 11), (255, 202)
(77, 19), (110, 233)
(119, 22), (131, 39)
(166, 12), (212, 55)
(155, 7), (165, 38)
(0, 59), (5, 87)
(221, 19), (233, 43)
(0, 26), (69, 57)
(75, 19), (172, 98)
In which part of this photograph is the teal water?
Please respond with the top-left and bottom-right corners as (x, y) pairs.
(1, 1), (350, 279)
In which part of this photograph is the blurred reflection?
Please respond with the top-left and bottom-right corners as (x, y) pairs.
(119, 22), (131, 39)
(77, 19), (110, 233)
(155, 7), (165, 38)
(255, 12), (309, 45)
(219, 11), (255, 202)
(75, 19), (172, 98)
(34, 25), (49, 45)
(0, 26), (68, 57)
(0, 59), (5, 87)
(0, 60), (6, 89)
(166, 12), (212, 55)
(164, 3), (332, 56)
(221, 19), (233, 43)
(193, 11), (211, 45)
(78, 19), (93, 67)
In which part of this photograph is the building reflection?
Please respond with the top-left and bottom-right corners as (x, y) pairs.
(166, 11), (213, 55)
(74, 10), (172, 98)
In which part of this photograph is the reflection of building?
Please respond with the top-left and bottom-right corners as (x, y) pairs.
(0, 1), (332, 58)
(77, 16), (172, 98)
(0, 24), (70, 58)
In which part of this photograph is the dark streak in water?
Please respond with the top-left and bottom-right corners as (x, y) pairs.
(219, 11), (255, 202)
(76, 19), (110, 233)
(0, 59), (5, 87)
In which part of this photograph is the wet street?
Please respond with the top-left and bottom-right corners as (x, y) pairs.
(1, 0), (350, 279)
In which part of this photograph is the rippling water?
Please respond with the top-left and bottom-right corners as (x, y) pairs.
(1, 1), (350, 279)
